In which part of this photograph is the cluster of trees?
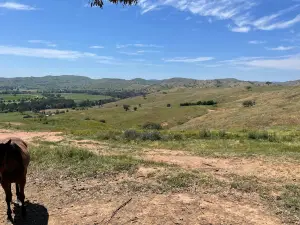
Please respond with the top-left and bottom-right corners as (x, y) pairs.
(0, 96), (118, 113)
(42, 89), (147, 100)
(180, 100), (217, 107)
(0, 97), (77, 113)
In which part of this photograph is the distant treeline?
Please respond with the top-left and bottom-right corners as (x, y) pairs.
(41, 89), (147, 99)
(180, 100), (217, 107)
(0, 96), (117, 113)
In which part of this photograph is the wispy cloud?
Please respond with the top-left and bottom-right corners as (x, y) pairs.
(249, 40), (266, 44)
(116, 43), (163, 49)
(185, 16), (191, 21)
(209, 55), (300, 70)
(265, 46), (296, 51)
(0, 45), (113, 61)
(89, 45), (104, 49)
(229, 26), (251, 33)
(28, 40), (56, 48)
(163, 57), (214, 63)
(244, 55), (300, 70)
(0, 2), (37, 10)
(138, 1), (300, 32)
(118, 50), (160, 55)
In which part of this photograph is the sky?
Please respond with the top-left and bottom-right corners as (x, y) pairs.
(0, 0), (300, 81)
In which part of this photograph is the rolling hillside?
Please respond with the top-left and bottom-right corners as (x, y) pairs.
(1, 75), (298, 91)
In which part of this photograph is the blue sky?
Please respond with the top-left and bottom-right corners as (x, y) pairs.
(0, 0), (300, 81)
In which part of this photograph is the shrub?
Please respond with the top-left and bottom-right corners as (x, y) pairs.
(123, 104), (130, 111)
(139, 104), (142, 107)
(23, 115), (33, 119)
(245, 86), (252, 91)
(124, 130), (140, 141)
(172, 133), (183, 140)
(199, 129), (212, 138)
(134, 107), (138, 111)
(140, 131), (161, 141)
(167, 104), (171, 107)
(248, 131), (278, 142)
(84, 117), (91, 120)
(142, 122), (162, 130)
(243, 100), (256, 107)
(99, 119), (106, 123)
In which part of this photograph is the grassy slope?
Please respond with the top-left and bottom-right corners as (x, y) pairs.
(1, 85), (300, 134)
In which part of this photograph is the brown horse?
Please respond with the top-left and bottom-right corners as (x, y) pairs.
(0, 137), (30, 221)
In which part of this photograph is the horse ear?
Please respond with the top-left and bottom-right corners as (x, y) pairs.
(5, 139), (11, 145)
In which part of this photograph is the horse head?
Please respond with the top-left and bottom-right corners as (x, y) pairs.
(0, 139), (11, 182)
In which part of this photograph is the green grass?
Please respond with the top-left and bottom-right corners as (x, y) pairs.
(30, 144), (162, 177)
(0, 94), (41, 101)
(59, 93), (112, 102)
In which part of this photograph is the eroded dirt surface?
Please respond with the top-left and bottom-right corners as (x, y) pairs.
(0, 130), (297, 224)
(144, 149), (300, 182)
(0, 172), (282, 225)
(0, 129), (64, 143)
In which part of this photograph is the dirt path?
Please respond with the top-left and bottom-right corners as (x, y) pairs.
(0, 130), (296, 224)
(0, 173), (282, 225)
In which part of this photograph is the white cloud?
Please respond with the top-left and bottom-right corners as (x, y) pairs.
(185, 16), (191, 21)
(163, 57), (214, 63)
(116, 43), (163, 48)
(249, 40), (266, 44)
(229, 26), (251, 33)
(118, 51), (141, 56)
(0, 45), (113, 61)
(118, 50), (160, 55)
(139, 1), (300, 32)
(245, 56), (300, 70)
(28, 40), (57, 48)
(90, 45), (104, 49)
(211, 55), (300, 70)
(265, 46), (296, 51)
(0, 2), (37, 10)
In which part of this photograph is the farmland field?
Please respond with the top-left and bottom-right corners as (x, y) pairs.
(60, 93), (112, 102)
(1, 84), (300, 224)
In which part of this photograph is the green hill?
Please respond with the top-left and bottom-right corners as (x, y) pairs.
(0, 75), (297, 92)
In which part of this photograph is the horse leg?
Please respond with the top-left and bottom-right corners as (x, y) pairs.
(16, 183), (22, 206)
(1, 182), (13, 221)
(18, 178), (27, 217)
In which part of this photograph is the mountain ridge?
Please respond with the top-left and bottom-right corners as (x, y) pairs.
(0, 75), (299, 91)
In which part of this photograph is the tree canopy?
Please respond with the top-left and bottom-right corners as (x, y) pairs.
(90, 0), (138, 8)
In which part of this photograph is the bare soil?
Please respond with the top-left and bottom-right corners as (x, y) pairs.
(0, 130), (298, 224)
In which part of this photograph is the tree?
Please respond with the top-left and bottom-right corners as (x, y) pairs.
(89, 0), (138, 8)
(123, 104), (130, 111)
(266, 81), (272, 86)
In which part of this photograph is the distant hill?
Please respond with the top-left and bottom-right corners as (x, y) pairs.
(0, 75), (298, 91)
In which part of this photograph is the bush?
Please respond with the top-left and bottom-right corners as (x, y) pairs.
(140, 131), (161, 141)
(123, 104), (130, 111)
(84, 117), (91, 120)
(199, 129), (212, 138)
(243, 100), (256, 107)
(134, 107), (138, 111)
(167, 104), (171, 107)
(23, 115), (33, 119)
(248, 131), (278, 142)
(124, 130), (140, 141)
(142, 122), (162, 130)
(99, 119), (106, 123)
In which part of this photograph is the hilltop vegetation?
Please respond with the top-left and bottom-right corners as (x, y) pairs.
(1, 75), (299, 92)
